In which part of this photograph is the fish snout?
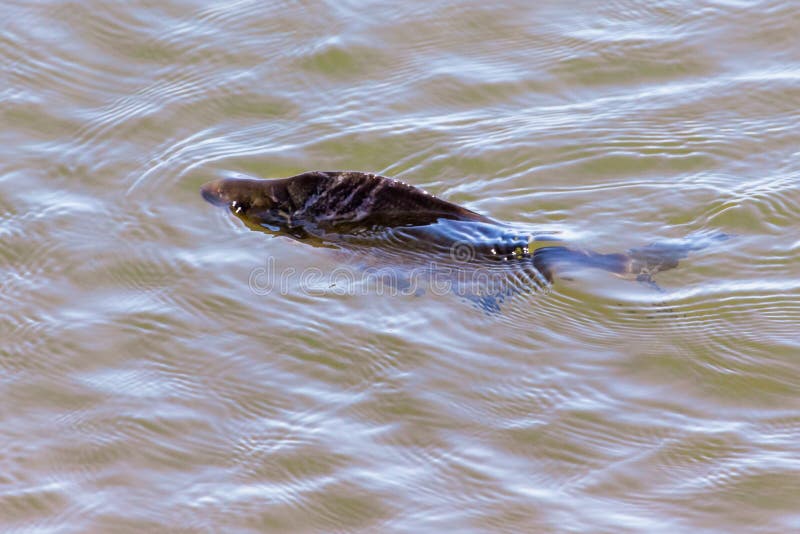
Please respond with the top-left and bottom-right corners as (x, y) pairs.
(200, 179), (227, 206)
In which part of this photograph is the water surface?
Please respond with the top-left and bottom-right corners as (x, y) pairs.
(2, 0), (800, 531)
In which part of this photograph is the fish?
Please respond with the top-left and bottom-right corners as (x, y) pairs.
(201, 170), (727, 304)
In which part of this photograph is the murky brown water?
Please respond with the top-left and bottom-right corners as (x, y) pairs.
(3, 0), (800, 531)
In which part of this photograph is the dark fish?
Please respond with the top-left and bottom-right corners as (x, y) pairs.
(201, 170), (725, 287)
(201, 170), (493, 232)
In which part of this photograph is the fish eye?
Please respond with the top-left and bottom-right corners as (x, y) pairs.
(231, 200), (249, 214)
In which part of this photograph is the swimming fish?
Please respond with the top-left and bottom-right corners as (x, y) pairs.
(201, 170), (723, 293)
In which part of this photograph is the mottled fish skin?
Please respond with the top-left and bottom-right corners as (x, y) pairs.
(201, 171), (727, 286)
(201, 171), (493, 231)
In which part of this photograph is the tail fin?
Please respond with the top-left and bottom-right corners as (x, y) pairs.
(532, 232), (730, 285)
(625, 231), (731, 283)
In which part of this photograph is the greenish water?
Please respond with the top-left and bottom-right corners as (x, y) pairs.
(2, 0), (800, 532)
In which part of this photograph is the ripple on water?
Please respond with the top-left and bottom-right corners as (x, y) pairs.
(3, 0), (800, 531)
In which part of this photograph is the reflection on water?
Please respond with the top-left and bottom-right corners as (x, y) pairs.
(2, 0), (800, 531)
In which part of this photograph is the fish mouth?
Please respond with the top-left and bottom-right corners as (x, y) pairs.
(200, 180), (227, 206)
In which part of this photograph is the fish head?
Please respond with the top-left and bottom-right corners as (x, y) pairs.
(201, 176), (288, 217)
(201, 172), (328, 228)
(201, 177), (270, 210)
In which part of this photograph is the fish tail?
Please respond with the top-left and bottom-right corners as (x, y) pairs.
(624, 231), (731, 281)
(532, 231), (731, 283)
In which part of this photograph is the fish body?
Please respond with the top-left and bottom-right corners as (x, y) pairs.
(201, 171), (493, 233)
(202, 170), (724, 287)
